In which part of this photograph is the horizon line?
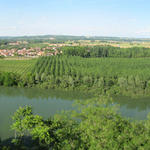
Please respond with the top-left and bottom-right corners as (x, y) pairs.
(0, 34), (150, 39)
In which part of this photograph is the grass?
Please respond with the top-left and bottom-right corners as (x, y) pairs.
(0, 58), (37, 75)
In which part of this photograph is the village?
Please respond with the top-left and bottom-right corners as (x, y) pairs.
(0, 42), (63, 57)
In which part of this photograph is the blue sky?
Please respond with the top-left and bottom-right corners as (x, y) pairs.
(0, 0), (150, 37)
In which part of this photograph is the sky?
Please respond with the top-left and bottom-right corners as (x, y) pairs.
(0, 0), (150, 37)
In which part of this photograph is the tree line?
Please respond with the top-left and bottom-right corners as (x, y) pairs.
(62, 46), (150, 58)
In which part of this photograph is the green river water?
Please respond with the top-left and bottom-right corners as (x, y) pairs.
(0, 87), (150, 140)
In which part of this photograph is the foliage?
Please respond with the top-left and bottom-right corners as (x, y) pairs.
(62, 46), (150, 58)
(11, 106), (80, 149)
(30, 56), (150, 97)
(9, 97), (150, 149)
(0, 72), (19, 86)
(0, 55), (4, 59)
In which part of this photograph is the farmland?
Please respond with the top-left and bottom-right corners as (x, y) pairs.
(28, 56), (150, 97)
(0, 58), (37, 75)
(32, 56), (150, 79)
(1, 55), (150, 97)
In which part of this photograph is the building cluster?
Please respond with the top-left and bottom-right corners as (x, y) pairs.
(9, 41), (28, 46)
(0, 46), (62, 57)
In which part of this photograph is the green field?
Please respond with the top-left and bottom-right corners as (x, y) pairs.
(2, 56), (150, 79)
(30, 56), (150, 97)
(33, 56), (150, 79)
(0, 59), (37, 75)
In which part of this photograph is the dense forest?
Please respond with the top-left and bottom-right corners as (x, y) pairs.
(62, 46), (150, 58)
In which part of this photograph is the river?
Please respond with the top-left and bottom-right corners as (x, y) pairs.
(0, 87), (90, 139)
(0, 87), (150, 140)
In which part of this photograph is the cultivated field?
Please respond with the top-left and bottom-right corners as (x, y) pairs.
(32, 56), (150, 79)
(0, 59), (37, 75)
(76, 40), (150, 48)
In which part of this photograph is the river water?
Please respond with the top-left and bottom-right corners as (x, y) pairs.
(0, 87), (150, 140)
(115, 96), (150, 120)
(0, 87), (90, 139)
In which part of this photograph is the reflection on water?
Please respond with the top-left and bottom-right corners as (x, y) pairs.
(114, 96), (150, 120)
(1, 86), (150, 139)
(0, 87), (91, 101)
(0, 87), (91, 139)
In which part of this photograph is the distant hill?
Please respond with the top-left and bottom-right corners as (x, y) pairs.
(0, 35), (150, 42)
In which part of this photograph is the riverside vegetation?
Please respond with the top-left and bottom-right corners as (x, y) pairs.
(1, 52), (150, 97)
(1, 45), (150, 149)
(2, 97), (150, 149)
